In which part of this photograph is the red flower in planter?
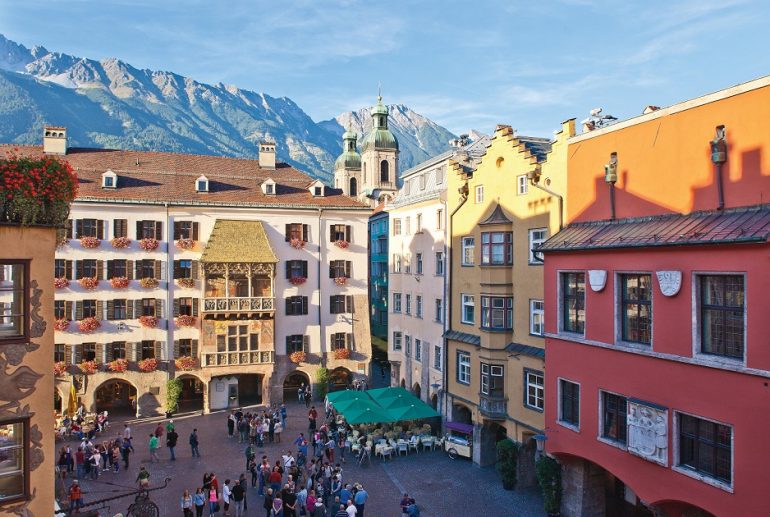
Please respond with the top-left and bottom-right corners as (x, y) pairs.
(289, 238), (306, 249)
(334, 240), (349, 249)
(139, 315), (159, 328)
(54, 361), (67, 376)
(79, 236), (101, 249)
(138, 358), (158, 372)
(139, 277), (159, 289)
(54, 277), (70, 289)
(177, 277), (195, 288)
(175, 356), (198, 371)
(110, 276), (129, 289)
(333, 348), (351, 360)
(54, 319), (70, 332)
(79, 360), (99, 374)
(139, 238), (159, 251)
(107, 358), (129, 372)
(78, 277), (99, 290)
(334, 276), (348, 286)
(175, 315), (196, 327)
(78, 317), (101, 333)
(111, 236), (131, 249)
(175, 238), (195, 250)
(289, 276), (307, 286)
(289, 351), (307, 364)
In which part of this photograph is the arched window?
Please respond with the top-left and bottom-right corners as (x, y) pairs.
(349, 177), (358, 196)
(363, 162), (367, 183)
(380, 160), (389, 183)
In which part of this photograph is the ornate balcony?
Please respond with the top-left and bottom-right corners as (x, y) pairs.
(203, 297), (274, 313)
(202, 350), (274, 367)
(478, 393), (508, 420)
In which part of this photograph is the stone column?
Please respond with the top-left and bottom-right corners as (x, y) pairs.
(560, 458), (606, 517)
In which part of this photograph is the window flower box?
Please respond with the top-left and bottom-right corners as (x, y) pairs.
(54, 277), (70, 289)
(139, 315), (159, 329)
(289, 238), (306, 249)
(78, 317), (101, 333)
(334, 240), (349, 249)
(175, 356), (198, 371)
(289, 276), (307, 286)
(79, 236), (101, 249)
(175, 315), (196, 327)
(177, 277), (195, 288)
(289, 351), (307, 364)
(107, 358), (129, 373)
(54, 361), (67, 376)
(78, 277), (99, 290)
(110, 276), (130, 289)
(139, 277), (159, 289)
(54, 319), (70, 332)
(333, 348), (351, 360)
(138, 358), (158, 372)
(79, 360), (99, 375)
(334, 276), (348, 286)
(111, 236), (131, 249)
(175, 238), (195, 250)
(139, 238), (159, 251)
(57, 237), (70, 249)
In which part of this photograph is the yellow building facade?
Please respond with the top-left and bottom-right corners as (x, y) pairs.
(445, 121), (573, 469)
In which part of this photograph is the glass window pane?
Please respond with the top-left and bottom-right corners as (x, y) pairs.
(0, 420), (25, 502)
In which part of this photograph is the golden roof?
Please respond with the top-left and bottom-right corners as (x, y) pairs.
(201, 220), (278, 263)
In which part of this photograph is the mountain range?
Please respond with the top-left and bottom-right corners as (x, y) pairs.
(0, 34), (457, 182)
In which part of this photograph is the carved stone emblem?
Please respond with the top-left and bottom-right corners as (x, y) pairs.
(656, 271), (682, 297)
(627, 401), (668, 466)
(588, 270), (607, 292)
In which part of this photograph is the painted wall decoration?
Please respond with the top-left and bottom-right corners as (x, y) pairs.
(627, 401), (668, 466)
(656, 270), (683, 297)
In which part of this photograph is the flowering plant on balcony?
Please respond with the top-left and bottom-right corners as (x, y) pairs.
(139, 277), (159, 289)
(107, 358), (129, 373)
(111, 236), (131, 249)
(78, 276), (99, 290)
(177, 277), (195, 288)
(54, 361), (67, 376)
(139, 315), (159, 329)
(334, 276), (348, 286)
(333, 348), (351, 360)
(56, 236), (69, 249)
(175, 315), (196, 327)
(79, 236), (101, 249)
(289, 238), (306, 249)
(79, 360), (99, 375)
(137, 358), (158, 372)
(175, 356), (198, 371)
(110, 276), (130, 289)
(139, 238), (159, 251)
(175, 238), (195, 250)
(54, 319), (70, 332)
(289, 276), (307, 286)
(334, 240), (349, 249)
(289, 351), (307, 364)
(54, 277), (70, 289)
(78, 317), (101, 333)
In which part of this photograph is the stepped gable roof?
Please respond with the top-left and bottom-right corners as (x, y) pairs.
(517, 136), (552, 162)
(201, 219), (278, 263)
(539, 204), (770, 253)
(0, 145), (369, 209)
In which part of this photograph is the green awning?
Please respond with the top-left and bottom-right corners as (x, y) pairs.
(326, 390), (369, 404)
(386, 403), (440, 421)
(327, 387), (440, 425)
(342, 401), (391, 425)
(367, 386), (413, 402)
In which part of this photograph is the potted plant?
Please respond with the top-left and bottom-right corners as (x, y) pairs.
(496, 439), (518, 490)
(175, 356), (197, 371)
(138, 358), (158, 372)
(139, 237), (160, 251)
(79, 236), (101, 249)
(333, 240), (349, 249)
(315, 367), (330, 401)
(536, 456), (562, 516)
(177, 277), (195, 288)
(289, 351), (307, 364)
(175, 238), (195, 250)
(334, 276), (347, 286)
(175, 315), (196, 327)
(333, 348), (351, 360)
(54, 319), (70, 332)
(78, 277), (99, 290)
(111, 236), (131, 249)
(110, 276), (130, 289)
(54, 277), (70, 289)
(289, 276), (307, 286)
(139, 315), (159, 328)
(289, 237), (305, 249)
(165, 378), (183, 417)
(139, 277), (159, 289)
(78, 317), (101, 333)
(57, 236), (70, 249)
(54, 361), (67, 376)
(79, 360), (99, 375)
(107, 358), (129, 372)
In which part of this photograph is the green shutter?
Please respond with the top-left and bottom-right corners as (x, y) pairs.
(106, 343), (113, 362)
(66, 260), (73, 280)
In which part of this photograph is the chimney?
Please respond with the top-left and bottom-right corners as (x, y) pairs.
(259, 141), (276, 170)
(43, 126), (68, 155)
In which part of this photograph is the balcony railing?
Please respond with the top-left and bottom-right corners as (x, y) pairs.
(478, 393), (508, 420)
(203, 297), (274, 313)
(203, 351), (274, 367)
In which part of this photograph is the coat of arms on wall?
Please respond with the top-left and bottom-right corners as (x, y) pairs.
(627, 401), (668, 466)
(656, 270), (682, 297)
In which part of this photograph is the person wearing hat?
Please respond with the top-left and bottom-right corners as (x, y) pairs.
(353, 484), (368, 517)
(69, 479), (84, 511)
(166, 419), (175, 433)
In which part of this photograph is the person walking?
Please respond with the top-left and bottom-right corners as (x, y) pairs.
(353, 484), (367, 517)
(307, 407), (317, 431)
(263, 488), (274, 517)
(231, 480), (245, 517)
(194, 487), (206, 517)
(149, 433), (160, 462)
(245, 443), (255, 471)
(280, 404), (287, 428)
(298, 383), (305, 404)
(238, 474), (248, 513)
(222, 479), (231, 516)
(304, 386), (312, 408)
(167, 427), (179, 461)
(122, 438), (132, 469)
(208, 485), (219, 516)
(181, 489), (194, 517)
(227, 412), (236, 438)
(190, 428), (201, 457)
(274, 419), (283, 443)
(68, 479), (84, 512)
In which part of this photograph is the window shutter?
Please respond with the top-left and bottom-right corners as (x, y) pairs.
(302, 296), (308, 315)
(174, 340), (180, 359)
(66, 260), (73, 280)
(301, 261), (308, 278)
(302, 224), (309, 242)
(106, 343), (113, 362)
(74, 344), (82, 364)
(285, 224), (290, 242)
(135, 260), (141, 279)
(173, 260), (181, 279)
(65, 301), (73, 321)
(97, 260), (104, 280)
(97, 219), (105, 240)
(155, 221), (163, 240)
(155, 299), (163, 319)
(346, 333), (353, 350)
(285, 298), (291, 315)
(328, 264), (334, 279)
(75, 219), (83, 239)
(345, 261), (352, 278)
(134, 300), (142, 318)
(345, 225), (351, 243)
(154, 341), (161, 360)
(346, 295), (354, 313)
(75, 301), (83, 321)
(97, 343), (106, 363)
(154, 260), (162, 280)
(285, 335), (291, 351)
(97, 300), (105, 320)
(192, 261), (199, 280)
(66, 220), (73, 239)
(173, 222), (180, 241)
(76, 260), (84, 280)
(173, 298), (180, 317)
(192, 222), (199, 241)
(303, 335), (309, 353)
(107, 260), (114, 279)
(192, 298), (199, 317)
(285, 262), (291, 279)
(329, 226), (334, 243)
(136, 221), (142, 240)
(64, 344), (72, 365)
(126, 301), (134, 320)
(192, 340), (198, 358)
(107, 300), (115, 320)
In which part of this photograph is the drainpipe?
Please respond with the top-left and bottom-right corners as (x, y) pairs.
(711, 126), (727, 210)
(528, 165), (564, 230)
(604, 152), (618, 221)
(317, 209), (324, 370)
(165, 202), (174, 379)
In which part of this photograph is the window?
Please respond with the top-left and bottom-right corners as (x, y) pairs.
(286, 335), (308, 354)
(561, 272), (586, 334)
(601, 391), (628, 444)
(54, 300), (67, 320)
(177, 339), (193, 357)
(54, 259), (67, 279)
(435, 252), (444, 276)
(436, 168), (443, 185)
(0, 417), (30, 504)
(285, 296), (308, 316)
(82, 342), (97, 361)
(103, 175), (114, 187)
(530, 300), (544, 336)
(286, 260), (308, 280)
(173, 221), (198, 240)
(225, 324), (259, 351)
(416, 214), (422, 232)
(462, 237), (475, 266)
(419, 174), (426, 190)
(380, 160), (389, 182)
(405, 294), (412, 315)
(285, 223), (307, 242)
(559, 379), (580, 428)
(699, 275), (745, 359)
(393, 254), (402, 273)
(415, 339), (422, 362)
(393, 293), (402, 313)
(313, 186), (323, 196)
(77, 218), (101, 238)
(678, 413), (732, 485)
(405, 335), (412, 356)
(110, 342), (126, 360)
(480, 363), (504, 397)
(481, 296), (513, 330)
(113, 219), (128, 238)
(174, 260), (193, 279)
(620, 274), (652, 344)
(54, 344), (65, 362)
(525, 370), (544, 411)
(435, 298), (443, 323)
(141, 340), (155, 360)
(517, 175), (528, 195)
(82, 300), (97, 319)
(393, 219), (402, 236)
(330, 224), (351, 243)
(528, 228), (547, 264)
(137, 220), (161, 239)
(141, 298), (156, 317)
(140, 260), (156, 279)
(416, 253), (423, 274)
(178, 298), (193, 317)
(416, 296), (423, 318)
(81, 259), (97, 279)
(481, 232), (513, 265)
(264, 183), (274, 195)
(461, 294), (474, 324)
(433, 345), (442, 371)
(475, 185), (484, 204)
(404, 256), (412, 274)
(330, 295), (352, 314)
(112, 299), (127, 320)
(392, 331), (402, 351)
(405, 217), (411, 235)
(329, 260), (351, 279)
(457, 351), (471, 384)
(109, 259), (127, 279)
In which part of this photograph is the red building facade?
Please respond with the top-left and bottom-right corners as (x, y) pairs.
(541, 77), (770, 517)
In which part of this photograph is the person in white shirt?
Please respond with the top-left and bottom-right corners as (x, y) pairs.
(123, 424), (132, 440)
(222, 479), (231, 515)
(346, 500), (358, 517)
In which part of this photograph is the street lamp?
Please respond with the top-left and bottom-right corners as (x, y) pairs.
(533, 434), (548, 459)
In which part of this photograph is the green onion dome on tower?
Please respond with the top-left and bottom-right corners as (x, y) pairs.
(361, 96), (399, 152)
(335, 126), (362, 170)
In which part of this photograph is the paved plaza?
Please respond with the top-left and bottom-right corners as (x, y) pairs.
(58, 401), (544, 516)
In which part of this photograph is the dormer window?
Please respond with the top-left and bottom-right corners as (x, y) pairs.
(262, 178), (277, 196)
(196, 175), (209, 193)
(314, 187), (322, 196)
(309, 180), (325, 197)
(101, 170), (117, 189)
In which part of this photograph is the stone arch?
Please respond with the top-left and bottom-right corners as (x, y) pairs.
(380, 160), (389, 182)
(412, 382), (421, 399)
(176, 373), (205, 412)
(400, 378), (406, 388)
(452, 402), (472, 424)
(349, 177), (358, 196)
(283, 370), (311, 402)
(430, 393), (438, 410)
(94, 378), (139, 416)
(328, 367), (353, 392)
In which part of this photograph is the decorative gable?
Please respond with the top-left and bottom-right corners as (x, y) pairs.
(309, 180), (325, 197)
(261, 178), (277, 195)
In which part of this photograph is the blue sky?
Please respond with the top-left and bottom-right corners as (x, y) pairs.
(2, 0), (770, 137)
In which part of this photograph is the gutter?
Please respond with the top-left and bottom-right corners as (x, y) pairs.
(317, 208), (324, 366)
(530, 181), (564, 231)
(75, 198), (370, 211)
(165, 202), (174, 380)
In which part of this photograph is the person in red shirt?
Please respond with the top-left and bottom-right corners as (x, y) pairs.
(69, 480), (84, 511)
(268, 468), (283, 494)
(308, 406), (318, 431)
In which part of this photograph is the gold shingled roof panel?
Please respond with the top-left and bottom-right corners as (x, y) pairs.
(201, 220), (278, 263)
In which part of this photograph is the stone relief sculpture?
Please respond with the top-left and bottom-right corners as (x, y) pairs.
(627, 401), (668, 466)
(656, 271), (682, 297)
